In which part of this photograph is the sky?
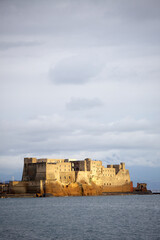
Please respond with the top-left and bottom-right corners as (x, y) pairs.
(0, 0), (160, 190)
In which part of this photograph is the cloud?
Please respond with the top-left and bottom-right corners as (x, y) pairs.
(0, 41), (42, 50)
(66, 97), (103, 111)
(0, 114), (160, 182)
(0, 0), (160, 185)
(49, 54), (105, 84)
(108, 61), (160, 83)
(1, 0), (160, 47)
(108, 117), (151, 132)
(0, 115), (159, 159)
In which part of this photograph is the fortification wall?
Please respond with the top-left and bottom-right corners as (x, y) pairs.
(114, 169), (130, 185)
(91, 167), (131, 186)
(102, 166), (116, 177)
(90, 160), (102, 175)
(46, 162), (72, 181)
(18, 158), (133, 196)
(71, 161), (85, 171)
(24, 158), (37, 164)
(46, 164), (58, 180)
(9, 180), (133, 196)
(102, 182), (133, 193)
(44, 181), (82, 196)
(35, 163), (46, 180)
(47, 159), (65, 163)
(57, 161), (71, 172)
(22, 163), (37, 181)
(59, 171), (75, 184)
(76, 171), (91, 184)
(9, 181), (42, 194)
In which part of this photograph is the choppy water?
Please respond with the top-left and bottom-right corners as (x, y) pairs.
(0, 195), (160, 240)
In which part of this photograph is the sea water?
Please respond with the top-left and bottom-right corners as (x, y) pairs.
(0, 195), (160, 240)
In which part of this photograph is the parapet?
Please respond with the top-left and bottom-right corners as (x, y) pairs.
(119, 162), (125, 169)
(24, 158), (37, 164)
(107, 162), (126, 174)
(37, 158), (48, 163)
(85, 158), (92, 161)
(107, 164), (113, 168)
(47, 159), (65, 163)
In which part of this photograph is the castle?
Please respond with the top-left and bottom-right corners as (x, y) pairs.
(9, 157), (133, 196)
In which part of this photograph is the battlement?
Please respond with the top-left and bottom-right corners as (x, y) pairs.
(24, 157), (37, 164)
(107, 162), (125, 174)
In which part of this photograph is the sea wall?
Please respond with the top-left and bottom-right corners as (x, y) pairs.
(102, 182), (133, 193)
(8, 179), (133, 197)
(44, 181), (132, 196)
(8, 180), (133, 196)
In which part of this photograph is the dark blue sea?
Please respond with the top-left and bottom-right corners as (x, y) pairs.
(0, 195), (160, 240)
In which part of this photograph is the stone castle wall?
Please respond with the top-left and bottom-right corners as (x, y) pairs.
(11, 157), (133, 195)
(9, 181), (42, 194)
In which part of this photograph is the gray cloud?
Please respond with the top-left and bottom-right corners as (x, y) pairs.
(66, 98), (103, 110)
(49, 54), (104, 84)
(0, 41), (43, 50)
(0, 0), (159, 47)
(0, 115), (159, 157)
(0, 0), (160, 185)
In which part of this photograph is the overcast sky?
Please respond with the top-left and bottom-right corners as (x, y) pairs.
(0, 0), (160, 188)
